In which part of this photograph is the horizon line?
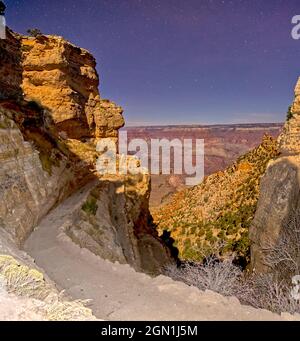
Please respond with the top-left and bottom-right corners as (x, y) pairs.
(123, 122), (284, 129)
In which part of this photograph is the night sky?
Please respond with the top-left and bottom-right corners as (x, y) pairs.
(4, 0), (300, 125)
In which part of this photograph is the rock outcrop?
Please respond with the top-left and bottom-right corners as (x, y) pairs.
(21, 35), (124, 139)
(250, 78), (300, 273)
(65, 173), (171, 274)
(0, 105), (74, 243)
(0, 29), (172, 273)
(278, 78), (300, 155)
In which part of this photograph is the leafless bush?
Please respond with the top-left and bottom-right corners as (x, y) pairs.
(166, 259), (300, 314)
(165, 228), (300, 315)
(0, 255), (51, 300)
(262, 213), (300, 280)
(165, 241), (254, 299)
(166, 257), (252, 298)
(246, 273), (300, 314)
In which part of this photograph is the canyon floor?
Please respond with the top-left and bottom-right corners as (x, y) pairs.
(22, 183), (297, 321)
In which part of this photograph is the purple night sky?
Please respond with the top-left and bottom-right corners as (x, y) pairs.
(4, 0), (300, 125)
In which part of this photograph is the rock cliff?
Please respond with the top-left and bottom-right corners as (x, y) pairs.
(21, 35), (124, 139)
(0, 29), (171, 273)
(0, 104), (74, 243)
(278, 78), (300, 155)
(65, 172), (171, 274)
(250, 78), (300, 273)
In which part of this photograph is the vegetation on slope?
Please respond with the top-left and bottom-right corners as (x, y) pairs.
(152, 135), (279, 263)
(82, 196), (98, 216)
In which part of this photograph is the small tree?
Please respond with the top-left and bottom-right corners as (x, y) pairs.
(287, 105), (294, 121)
(27, 28), (43, 37)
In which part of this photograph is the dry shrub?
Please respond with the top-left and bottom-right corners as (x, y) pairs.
(165, 227), (300, 315)
(166, 257), (248, 298)
(0, 255), (95, 321)
(0, 255), (51, 300)
(45, 296), (94, 321)
(247, 273), (300, 314)
(166, 260), (300, 315)
(262, 213), (300, 280)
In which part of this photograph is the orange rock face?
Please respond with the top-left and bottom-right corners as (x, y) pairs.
(21, 35), (124, 139)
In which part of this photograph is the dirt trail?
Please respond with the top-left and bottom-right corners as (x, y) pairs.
(24, 183), (295, 321)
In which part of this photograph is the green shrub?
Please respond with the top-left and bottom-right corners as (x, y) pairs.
(27, 28), (43, 37)
(82, 197), (98, 216)
(39, 153), (53, 175)
(27, 100), (44, 113)
(287, 105), (294, 121)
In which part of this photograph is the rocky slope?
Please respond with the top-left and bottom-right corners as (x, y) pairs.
(0, 29), (171, 273)
(64, 173), (171, 274)
(278, 79), (300, 155)
(0, 104), (74, 243)
(153, 135), (279, 262)
(250, 78), (300, 274)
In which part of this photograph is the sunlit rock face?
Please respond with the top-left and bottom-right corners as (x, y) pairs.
(21, 35), (124, 139)
(279, 77), (300, 155)
(0, 29), (172, 273)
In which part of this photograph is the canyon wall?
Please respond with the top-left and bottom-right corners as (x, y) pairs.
(250, 78), (300, 273)
(0, 30), (171, 273)
(21, 35), (124, 139)
(64, 171), (171, 274)
(0, 105), (74, 243)
(126, 124), (282, 207)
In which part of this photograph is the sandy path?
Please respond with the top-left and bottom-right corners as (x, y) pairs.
(24, 183), (294, 321)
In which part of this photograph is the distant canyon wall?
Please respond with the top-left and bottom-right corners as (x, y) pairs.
(125, 124), (282, 207)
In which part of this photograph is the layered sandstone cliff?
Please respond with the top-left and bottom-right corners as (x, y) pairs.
(0, 105), (74, 243)
(250, 78), (300, 273)
(0, 30), (171, 273)
(21, 35), (124, 139)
